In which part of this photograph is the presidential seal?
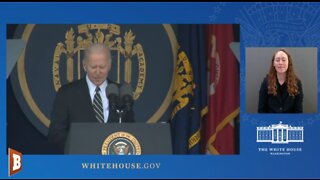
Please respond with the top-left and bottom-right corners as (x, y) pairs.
(101, 132), (141, 155)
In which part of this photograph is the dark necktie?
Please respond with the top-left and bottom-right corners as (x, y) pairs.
(93, 87), (104, 123)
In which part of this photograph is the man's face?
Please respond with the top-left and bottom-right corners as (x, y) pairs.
(83, 52), (110, 86)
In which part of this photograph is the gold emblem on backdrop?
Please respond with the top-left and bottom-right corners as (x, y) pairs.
(53, 24), (146, 100)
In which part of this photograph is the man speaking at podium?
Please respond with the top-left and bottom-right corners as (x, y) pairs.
(48, 43), (134, 153)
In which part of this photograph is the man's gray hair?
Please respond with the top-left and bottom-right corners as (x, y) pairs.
(83, 43), (112, 69)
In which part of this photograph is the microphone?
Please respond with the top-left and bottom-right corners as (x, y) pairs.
(120, 83), (134, 112)
(105, 83), (120, 110)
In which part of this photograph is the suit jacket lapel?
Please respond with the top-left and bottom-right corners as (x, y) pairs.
(80, 78), (97, 122)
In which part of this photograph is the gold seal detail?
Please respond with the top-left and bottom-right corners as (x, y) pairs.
(101, 131), (141, 155)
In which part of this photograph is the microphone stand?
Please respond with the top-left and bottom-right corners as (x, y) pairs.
(116, 109), (124, 123)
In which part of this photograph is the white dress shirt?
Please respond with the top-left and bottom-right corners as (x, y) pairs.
(86, 75), (109, 123)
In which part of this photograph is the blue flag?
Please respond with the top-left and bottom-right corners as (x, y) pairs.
(171, 25), (208, 154)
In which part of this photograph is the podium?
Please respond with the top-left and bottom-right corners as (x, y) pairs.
(65, 123), (172, 154)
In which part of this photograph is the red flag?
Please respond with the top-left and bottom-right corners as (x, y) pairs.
(202, 25), (239, 154)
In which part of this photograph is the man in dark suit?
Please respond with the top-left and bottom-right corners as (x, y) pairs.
(48, 43), (134, 153)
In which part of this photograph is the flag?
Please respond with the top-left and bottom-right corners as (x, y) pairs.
(171, 25), (208, 154)
(202, 25), (240, 154)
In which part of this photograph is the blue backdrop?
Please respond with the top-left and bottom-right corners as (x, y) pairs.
(2, 2), (320, 178)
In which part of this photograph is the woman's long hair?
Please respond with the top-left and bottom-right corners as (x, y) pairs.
(267, 49), (299, 96)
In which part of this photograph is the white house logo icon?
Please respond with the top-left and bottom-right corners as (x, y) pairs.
(256, 121), (304, 144)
